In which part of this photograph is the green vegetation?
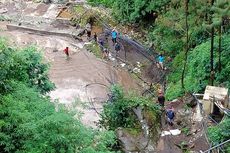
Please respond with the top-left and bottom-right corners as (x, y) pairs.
(99, 85), (161, 134)
(87, 0), (114, 8)
(0, 39), (54, 94)
(208, 117), (230, 151)
(88, 0), (169, 23)
(0, 39), (116, 153)
(87, 1), (230, 151)
(88, 0), (230, 99)
(85, 42), (103, 58)
(166, 34), (230, 100)
(181, 127), (190, 136)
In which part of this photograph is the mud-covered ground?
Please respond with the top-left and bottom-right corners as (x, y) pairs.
(0, 0), (140, 127)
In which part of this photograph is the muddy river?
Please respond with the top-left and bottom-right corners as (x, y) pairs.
(0, 21), (139, 127)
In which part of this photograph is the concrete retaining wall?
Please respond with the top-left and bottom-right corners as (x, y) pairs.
(6, 24), (84, 40)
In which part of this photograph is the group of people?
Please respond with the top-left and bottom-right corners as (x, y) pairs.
(92, 27), (121, 60)
(64, 21), (167, 69)
(62, 23), (121, 60)
(157, 90), (175, 126)
(63, 23), (174, 127)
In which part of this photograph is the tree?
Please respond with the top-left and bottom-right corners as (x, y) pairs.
(0, 39), (54, 94)
(210, 0), (215, 86)
(166, 34), (230, 100)
(0, 39), (117, 153)
(212, 0), (230, 72)
(0, 82), (116, 153)
(181, 0), (189, 89)
(111, 0), (170, 23)
(100, 85), (160, 130)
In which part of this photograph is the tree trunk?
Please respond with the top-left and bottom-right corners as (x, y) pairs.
(210, 26), (214, 86)
(218, 24), (222, 72)
(210, 0), (215, 86)
(181, 0), (189, 89)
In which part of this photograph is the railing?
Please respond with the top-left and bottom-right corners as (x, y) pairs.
(200, 139), (230, 153)
(193, 94), (230, 153)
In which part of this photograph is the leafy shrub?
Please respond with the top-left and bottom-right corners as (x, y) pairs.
(85, 42), (103, 58)
(87, 0), (114, 8)
(166, 34), (230, 100)
(208, 117), (230, 151)
(100, 85), (161, 130)
(0, 39), (54, 94)
(0, 39), (117, 153)
(0, 82), (116, 153)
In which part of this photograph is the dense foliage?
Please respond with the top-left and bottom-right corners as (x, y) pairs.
(0, 39), (116, 153)
(88, 0), (230, 100)
(100, 85), (160, 131)
(208, 117), (230, 151)
(0, 39), (54, 94)
(166, 34), (230, 100)
(87, 0), (114, 8)
(87, 0), (170, 23)
(87, 2), (230, 152)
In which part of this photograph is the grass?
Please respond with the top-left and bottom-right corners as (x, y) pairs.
(74, 5), (85, 14)
(181, 127), (190, 136)
(84, 42), (102, 58)
(124, 128), (141, 137)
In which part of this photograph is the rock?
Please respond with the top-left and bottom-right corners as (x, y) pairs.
(184, 93), (197, 107)
(189, 143), (195, 149)
(43, 0), (51, 3)
(116, 128), (156, 153)
(172, 99), (178, 102)
(161, 131), (171, 137)
(176, 119), (182, 125)
(116, 128), (124, 137)
(191, 129), (197, 134)
(43, 0), (68, 4)
(170, 129), (181, 135)
(0, 8), (7, 14)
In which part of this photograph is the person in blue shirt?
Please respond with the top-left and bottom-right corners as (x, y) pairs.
(166, 106), (175, 126)
(158, 54), (164, 70)
(111, 29), (118, 45)
(114, 42), (121, 59)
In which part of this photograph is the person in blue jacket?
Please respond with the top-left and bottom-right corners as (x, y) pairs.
(158, 53), (164, 70)
(111, 29), (118, 45)
(166, 106), (175, 126)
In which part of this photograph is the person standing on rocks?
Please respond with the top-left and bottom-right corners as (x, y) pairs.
(114, 42), (121, 58)
(166, 106), (175, 126)
(85, 23), (92, 40)
(93, 32), (97, 42)
(158, 90), (165, 107)
(64, 47), (69, 59)
(102, 48), (109, 60)
(111, 29), (118, 45)
(98, 37), (104, 51)
(158, 90), (166, 128)
(157, 53), (164, 70)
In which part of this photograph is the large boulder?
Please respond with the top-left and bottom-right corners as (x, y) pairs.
(184, 93), (197, 107)
(116, 128), (156, 153)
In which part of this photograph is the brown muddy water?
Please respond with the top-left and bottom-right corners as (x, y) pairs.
(0, 24), (139, 127)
